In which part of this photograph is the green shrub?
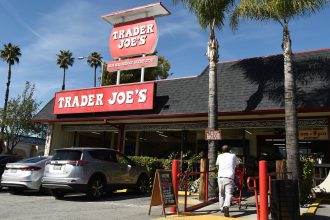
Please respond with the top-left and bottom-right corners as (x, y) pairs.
(129, 153), (203, 191)
(300, 155), (314, 203)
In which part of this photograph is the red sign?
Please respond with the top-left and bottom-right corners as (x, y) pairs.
(205, 130), (222, 140)
(53, 82), (154, 114)
(107, 55), (158, 72)
(110, 17), (158, 58)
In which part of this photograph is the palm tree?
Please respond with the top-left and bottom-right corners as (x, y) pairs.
(0, 43), (21, 153)
(173, 0), (235, 197)
(87, 52), (103, 87)
(56, 50), (74, 90)
(231, 0), (328, 189)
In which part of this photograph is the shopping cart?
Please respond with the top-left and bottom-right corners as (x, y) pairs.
(231, 166), (247, 209)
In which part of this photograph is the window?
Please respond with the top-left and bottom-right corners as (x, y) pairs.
(18, 156), (48, 163)
(53, 150), (82, 160)
(116, 153), (131, 165)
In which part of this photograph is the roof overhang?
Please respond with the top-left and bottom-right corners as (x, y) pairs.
(102, 2), (170, 25)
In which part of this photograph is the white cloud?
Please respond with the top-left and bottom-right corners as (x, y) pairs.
(0, 0), (111, 107)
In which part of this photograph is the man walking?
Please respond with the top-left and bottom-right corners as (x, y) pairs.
(216, 145), (237, 217)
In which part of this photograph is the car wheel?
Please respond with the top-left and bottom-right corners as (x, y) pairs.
(50, 189), (66, 199)
(86, 177), (105, 201)
(38, 186), (48, 194)
(136, 175), (150, 194)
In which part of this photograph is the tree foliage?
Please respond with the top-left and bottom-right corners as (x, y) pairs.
(87, 52), (103, 87)
(56, 50), (74, 90)
(2, 82), (44, 153)
(0, 42), (21, 153)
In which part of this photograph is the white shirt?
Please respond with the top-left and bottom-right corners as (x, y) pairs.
(216, 152), (237, 179)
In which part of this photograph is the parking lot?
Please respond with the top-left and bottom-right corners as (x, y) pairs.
(0, 189), (163, 220)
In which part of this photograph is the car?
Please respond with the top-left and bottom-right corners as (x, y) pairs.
(1, 156), (52, 193)
(0, 155), (22, 177)
(41, 148), (149, 200)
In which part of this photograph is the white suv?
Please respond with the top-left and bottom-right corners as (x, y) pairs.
(42, 148), (149, 200)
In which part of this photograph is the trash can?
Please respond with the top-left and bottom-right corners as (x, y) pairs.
(270, 179), (300, 220)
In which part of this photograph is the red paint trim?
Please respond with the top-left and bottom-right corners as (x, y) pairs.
(32, 107), (330, 124)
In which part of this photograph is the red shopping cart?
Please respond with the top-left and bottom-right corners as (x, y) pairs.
(231, 166), (246, 209)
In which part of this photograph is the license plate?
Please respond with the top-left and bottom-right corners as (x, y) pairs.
(53, 165), (62, 170)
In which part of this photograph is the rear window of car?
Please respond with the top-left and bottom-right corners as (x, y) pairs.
(18, 156), (48, 163)
(52, 150), (82, 160)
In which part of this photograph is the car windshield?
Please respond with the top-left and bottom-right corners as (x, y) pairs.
(18, 156), (48, 163)
(52, 150), (82, 160)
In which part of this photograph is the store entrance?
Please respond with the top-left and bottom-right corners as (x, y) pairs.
(257, 135), (330, 163)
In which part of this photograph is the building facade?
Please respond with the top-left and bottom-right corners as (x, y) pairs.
(33, 49), (330, 167)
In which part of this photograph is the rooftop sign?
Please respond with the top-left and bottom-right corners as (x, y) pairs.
(102, 2), (170, 73)
(109, 17), (158, 59)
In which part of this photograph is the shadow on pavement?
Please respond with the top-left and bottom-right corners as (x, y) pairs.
(57, 191), (150, 202)
(301, 216), (330, 220)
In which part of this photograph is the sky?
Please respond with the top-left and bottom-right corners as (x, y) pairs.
(0, 0), (329, 108)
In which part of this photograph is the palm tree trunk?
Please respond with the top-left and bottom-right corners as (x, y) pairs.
(282, 22), (300, 182)
(62, 68), (66, 90)
(94, 66), (97, 87)
(0, 63), (12, 152)
(207, 20), (219, 198)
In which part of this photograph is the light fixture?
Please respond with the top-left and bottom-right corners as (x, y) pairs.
(78, 56), (106, 87)
(245, 130), (252, 135)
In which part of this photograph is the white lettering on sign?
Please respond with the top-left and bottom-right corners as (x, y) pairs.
(112, 24), (154, 49)
(205, 130), (222, 140)
(58, 94), (104, 108)
(108, 89), (148, 105)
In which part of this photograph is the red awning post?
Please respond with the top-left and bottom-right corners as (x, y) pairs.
(259, 160), (268, 220)
(170, 159), (180, 213)
(116, 124), (125, 152)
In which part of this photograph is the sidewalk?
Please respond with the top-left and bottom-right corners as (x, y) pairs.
(154, 193), (330, 220)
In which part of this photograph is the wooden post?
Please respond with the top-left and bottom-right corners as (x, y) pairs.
(276, 159), (286, 179)
(199, 158), (208, 201)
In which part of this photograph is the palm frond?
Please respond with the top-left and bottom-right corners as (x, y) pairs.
(172, 0), (235, 30)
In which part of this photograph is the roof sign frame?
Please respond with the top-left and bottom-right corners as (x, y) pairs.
(102, 2), (170, 25)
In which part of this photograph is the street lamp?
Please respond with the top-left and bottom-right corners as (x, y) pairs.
(78, 56), (106, 87)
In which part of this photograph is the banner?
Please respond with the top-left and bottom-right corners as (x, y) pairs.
(107, 55), (158, 72)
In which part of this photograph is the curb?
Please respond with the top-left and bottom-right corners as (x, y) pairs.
(301, 199), (321, 216)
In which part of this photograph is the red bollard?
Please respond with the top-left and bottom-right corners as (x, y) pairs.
(259, 160), (268, 220)
(170, 159), (180, 213)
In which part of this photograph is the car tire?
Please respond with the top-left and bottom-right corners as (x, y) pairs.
(86, 177), (105, 201)
(50, 189), (66, 199)
(9, 188), (24, 195)
(136, 175), (150, 194)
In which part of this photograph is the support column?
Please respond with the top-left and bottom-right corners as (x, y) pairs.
(44, 124), (54, 156)
(110, 132), (115, 149)
(116, 124), (125, 153)
(135, 131), (140, 156)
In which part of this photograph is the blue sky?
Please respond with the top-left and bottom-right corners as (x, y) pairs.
(0, 0), (329, 108)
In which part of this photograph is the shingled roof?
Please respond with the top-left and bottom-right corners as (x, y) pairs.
(33, 48), (330, 122)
